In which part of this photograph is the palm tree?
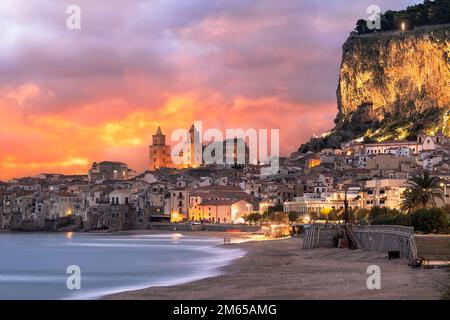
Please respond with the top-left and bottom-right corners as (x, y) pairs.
(401, 171), (444, 212)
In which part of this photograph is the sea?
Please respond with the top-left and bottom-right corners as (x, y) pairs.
(0, 232), (245, 299)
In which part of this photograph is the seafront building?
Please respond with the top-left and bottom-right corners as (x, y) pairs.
(0, 131), (449, 231)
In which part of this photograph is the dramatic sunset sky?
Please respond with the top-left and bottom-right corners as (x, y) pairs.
(0, 0), (420, 180)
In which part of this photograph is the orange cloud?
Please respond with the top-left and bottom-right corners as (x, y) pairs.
(0, 87), (335, 180)
(1, 0), (360, 180)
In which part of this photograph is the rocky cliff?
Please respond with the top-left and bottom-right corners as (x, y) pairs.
(300, 24), (450, 153)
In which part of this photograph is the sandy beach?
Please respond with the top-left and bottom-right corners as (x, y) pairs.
(105, 234), (449, 300)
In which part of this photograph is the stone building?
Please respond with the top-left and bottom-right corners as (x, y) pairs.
(88, 161), (135, 182)
(189, 199), (252, 223)
(149, 127), (174, 171)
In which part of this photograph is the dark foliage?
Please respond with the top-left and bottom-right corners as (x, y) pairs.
(370, 206), (449, 234)
(355, 0), (450, 34)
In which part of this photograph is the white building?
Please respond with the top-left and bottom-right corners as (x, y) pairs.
(364, 141), (420, 155)
(284, 190), (360, 214)
(362, 179), (407, 210)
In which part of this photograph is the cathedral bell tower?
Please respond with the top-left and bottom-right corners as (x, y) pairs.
(149, 127), (173, 170)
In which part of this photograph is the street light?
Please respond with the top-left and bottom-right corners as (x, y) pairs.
(343, 188), (349, 225)
(440, 183), (447, 199)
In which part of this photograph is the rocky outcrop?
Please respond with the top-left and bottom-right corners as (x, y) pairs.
(300, 24), (450, 153)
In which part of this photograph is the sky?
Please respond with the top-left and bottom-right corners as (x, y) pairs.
(0, 0), (421, 180)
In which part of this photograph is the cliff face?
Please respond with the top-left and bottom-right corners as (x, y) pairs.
(300, 24), (450, 152)
(337, 24), (449, 130)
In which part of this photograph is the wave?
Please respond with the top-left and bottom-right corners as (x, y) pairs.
(0, 233), (246, 300)
(64, 247), (245, 300)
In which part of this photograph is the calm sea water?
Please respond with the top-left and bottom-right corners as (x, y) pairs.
(0, 232), (244, 300)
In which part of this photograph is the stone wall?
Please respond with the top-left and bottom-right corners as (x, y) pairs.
(147, 223), (260, 232)
(352, 225), (417, 259)
(303, 224), (341, 249)
(303, 224), (417, 260)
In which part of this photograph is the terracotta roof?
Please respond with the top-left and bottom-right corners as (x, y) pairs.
(344, 168), (371, 173)
(199, 199), (241, 206)
(195, 185), (243, 191)
(96, 161), (127, 166)
(190, 190), (250, 201)
(55, 192), (79, 197)
(15, 191), (37, 198)
(365, 140), (418, 146)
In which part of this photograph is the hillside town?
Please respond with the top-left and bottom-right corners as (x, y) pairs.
(1, 127), (449, 232)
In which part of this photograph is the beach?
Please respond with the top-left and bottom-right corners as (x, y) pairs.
(105, 234), (449, 300)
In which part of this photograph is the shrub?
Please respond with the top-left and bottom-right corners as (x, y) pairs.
(288, 211), (300, 223)
(267, 204), (284, 215)
(354, 0), (450, 34)
(370, 207), (407, 225)
(269, 212), (289, 223)
(354, 208), (370, 223)
(370, 206), (449, 234)
(245, 213), (262, 223)
(411, 208), (449, 234)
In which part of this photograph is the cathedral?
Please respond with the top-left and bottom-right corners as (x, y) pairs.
(149, 125), (202, 171)
(148, 127), (173, 170)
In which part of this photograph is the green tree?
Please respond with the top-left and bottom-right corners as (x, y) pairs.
(269, 212), (289, 223)
(268, 204), (284, 215)
(355, 19), (368, 34)
(411, 208), (449, 234)
(354, 0), (450, 33)
(245, 213), (262, 223)
(327, 209), (340, 222)
(288, 211), (300, 223)
(401, 171), (444, 212)
(262, 204), (284, 222)
(354, 208), (370, 223)
(370, 206), (407, 225)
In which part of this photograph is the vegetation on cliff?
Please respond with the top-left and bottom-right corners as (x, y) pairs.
(355, 0), (450, 34)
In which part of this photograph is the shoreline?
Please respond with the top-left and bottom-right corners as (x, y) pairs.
(73, 233), (249, 300)
(105, 235), (449, 300)
(0, 231), (253, 300)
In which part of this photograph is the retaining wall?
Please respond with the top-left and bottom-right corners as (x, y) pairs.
(303, 224), (417, 259)
(352, 225), (417, 259)
(147, 223), (260, 232)
(303, 224), (340, 249)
